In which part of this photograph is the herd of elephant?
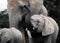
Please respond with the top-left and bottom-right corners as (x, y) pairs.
(0, 0), (59, 43)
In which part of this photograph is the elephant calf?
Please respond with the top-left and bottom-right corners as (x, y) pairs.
(0, 27), (25, 43)
(27, 14), (59, 43)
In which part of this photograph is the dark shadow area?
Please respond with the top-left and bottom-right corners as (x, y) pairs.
(0, 10), (9, 28)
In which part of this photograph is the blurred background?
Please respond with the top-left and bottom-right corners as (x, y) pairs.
(0, 0), (60, 43)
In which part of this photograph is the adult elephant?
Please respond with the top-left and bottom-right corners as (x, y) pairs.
(0, 27), (25, 43)
(8, 0), (48, 43)
(7, 0), (48, 30)
(26, 14), (59, 43)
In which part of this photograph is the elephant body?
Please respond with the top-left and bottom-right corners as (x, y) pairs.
(7, 0), (48, 30)
(29, 0), (48, 15)
(0, 27), (25, 43)
(8, 0), (48, 43)
(27, 14), (59, 43)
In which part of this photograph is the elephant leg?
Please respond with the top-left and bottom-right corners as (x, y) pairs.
(28, 38), (33, 43)
(51, 29), (59, 43)
(44, 33), (58, 43)
(15, 38), (24, 43)
(44, 35), (52, 43)
(51, 35), (56, 43)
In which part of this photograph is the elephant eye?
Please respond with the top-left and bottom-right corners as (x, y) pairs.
(37, 20), (40, 23)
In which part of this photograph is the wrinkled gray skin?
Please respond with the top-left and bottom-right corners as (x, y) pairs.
(8, 0), (48, 29)
(0, 27), (25, 43)
(27, 15), (59, 43)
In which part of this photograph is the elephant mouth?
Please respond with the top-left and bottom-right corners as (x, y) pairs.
(29, 27), (42, 37)
(33, 27), (37, 30)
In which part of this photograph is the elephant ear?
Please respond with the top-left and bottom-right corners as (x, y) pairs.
(42, 16), (54, 36)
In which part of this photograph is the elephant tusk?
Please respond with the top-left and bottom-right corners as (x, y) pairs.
(27, 30), (32, 38)
(33, 27), (35, 30)
(26, 28), (32, 38)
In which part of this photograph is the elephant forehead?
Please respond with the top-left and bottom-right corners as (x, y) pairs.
(31, 15), (39, 19)
(31, 15), (43, 21)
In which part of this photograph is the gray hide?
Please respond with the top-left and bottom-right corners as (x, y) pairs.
(8, 0), (48, 30)
(0, 27), (25, 43)
(27, 14), (59, 43)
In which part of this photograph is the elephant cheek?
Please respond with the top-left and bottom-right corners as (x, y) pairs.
(37, 26), (43, 32)
(31, 21), (36, 27)
(37, 28), (42, 32)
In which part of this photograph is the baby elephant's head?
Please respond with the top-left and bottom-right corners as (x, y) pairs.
(31, 14), (45, 32)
